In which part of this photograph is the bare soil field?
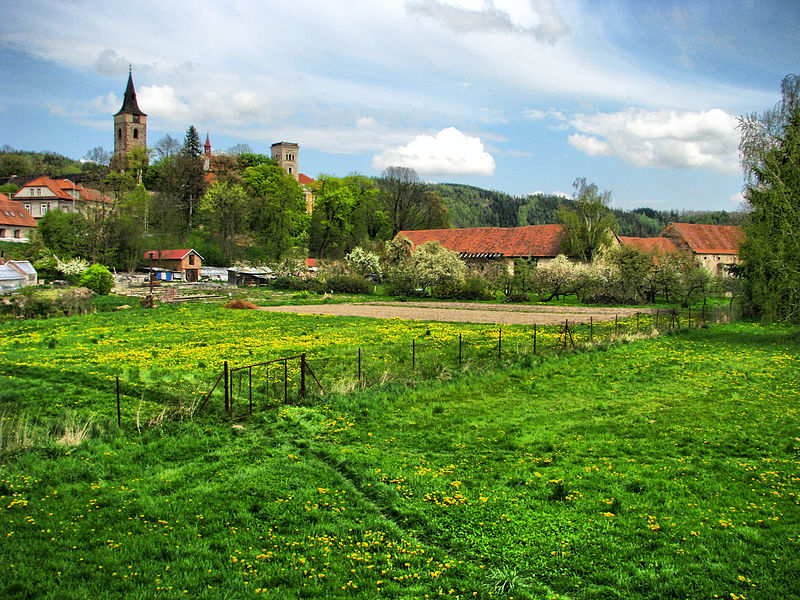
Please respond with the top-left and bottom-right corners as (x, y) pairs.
(258, 301), (652, 325)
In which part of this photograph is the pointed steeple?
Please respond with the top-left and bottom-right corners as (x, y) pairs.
(115, 67), (146, 117)
(204, 134), (212, 157)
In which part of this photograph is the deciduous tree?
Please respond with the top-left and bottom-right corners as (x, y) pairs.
(558, 178), (617, 262)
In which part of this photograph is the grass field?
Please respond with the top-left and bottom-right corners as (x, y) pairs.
(1, 304), (798, 599)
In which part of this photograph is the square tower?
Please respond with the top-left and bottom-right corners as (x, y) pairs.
(271, 142), (299, 181)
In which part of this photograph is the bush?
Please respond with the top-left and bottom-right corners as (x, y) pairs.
(323, 274), (375, 295)
(54, 287), (93, 316)
(270, 276), (322, 293)
(79, 264), (114, 295)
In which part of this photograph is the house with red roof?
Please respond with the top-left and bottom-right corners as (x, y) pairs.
(11, 176), (112, 219)
(660, 223), (744, 275)
(617, 223), (744, 275)
(143, 249), (204, 282)
(0, 193), (37, 242)
(398, 224), (565, 273)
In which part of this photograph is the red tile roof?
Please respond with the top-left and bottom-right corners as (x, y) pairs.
(662, 223), (744, 254)
(14, 176), (73, 200)
(12, 176), (112, 204)
(398, 225), (564, 258)
(143, 249), (204, 261)
(0, 194), (37, 227)
(298, 173), (315, 185)
(618, 236), (679, 253)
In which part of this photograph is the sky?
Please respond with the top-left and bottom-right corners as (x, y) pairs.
(1, 0), (798, 212)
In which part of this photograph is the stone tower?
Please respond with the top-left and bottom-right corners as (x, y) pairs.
(111, 68), (147, 171)
(271, 142), (299, 181)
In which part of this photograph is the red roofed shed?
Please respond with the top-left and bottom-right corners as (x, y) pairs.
(143, 249), (204, 282)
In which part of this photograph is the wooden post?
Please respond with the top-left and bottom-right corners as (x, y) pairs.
(249, 366), (253, 415)
(615, 314), (618, 336)
(533, 323), (537, 355)
(590, 316), (593, 342)
(224, 361), (229, 416)
(458, 333), (462, 368)
(412, 339), (416, 374)
(358, 348), (362, 386)
(498, 328), (502, 361)
(116, 376), (121, 428)
(300, 354), (306, 400)
(655, 309), (659, 330)
(688, 307), (692, 328)
(284, 359), (288, 403)
(636, 313), (640, 334)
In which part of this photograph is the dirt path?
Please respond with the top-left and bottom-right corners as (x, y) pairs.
(258, 301), (652, 325)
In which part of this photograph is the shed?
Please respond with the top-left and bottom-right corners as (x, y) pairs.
(143, 249), (204, 282)
(0, 263), (25, 292)
(227, 267), (272, 286)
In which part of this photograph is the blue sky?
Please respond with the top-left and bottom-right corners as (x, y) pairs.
(1, 0), (798, 211)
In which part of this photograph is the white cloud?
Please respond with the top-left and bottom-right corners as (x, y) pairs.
(372, 127), (496, 175)
(138, 85), (191, 123)
(568, 108), (741, 175)
(407, 0), (569, 43)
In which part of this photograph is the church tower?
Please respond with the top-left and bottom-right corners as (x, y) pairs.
(271, 142), (299, 181)
(111, 68), (147, 171)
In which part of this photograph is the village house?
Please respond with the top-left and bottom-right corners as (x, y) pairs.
(11, 176), (112, 219)
(0, 193), (37, 242)
(619, 223), (744, 275)
(398, 225), (564, 274)
(143, 249), (204, 282)
(660, 223), (744, 275)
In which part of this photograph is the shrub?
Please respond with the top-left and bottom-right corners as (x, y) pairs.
(54, 287), (93, 316)
(270, 276), (322, 293)
(324, 274), (375, 295)
(79, 264), (114, 295)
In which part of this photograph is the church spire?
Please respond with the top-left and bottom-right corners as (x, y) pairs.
(115, 67), (146, 117)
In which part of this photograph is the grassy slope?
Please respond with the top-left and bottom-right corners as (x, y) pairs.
(0, 316), (798, 599)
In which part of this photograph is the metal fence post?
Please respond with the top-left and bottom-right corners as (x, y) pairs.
(300, 354), (306, 400)
(459, 333), (462, 368)
(412, 339), (416, 374)
(249, 366), (253, 415)
(358, 348), (362, 386)
(116, 376), (121, 428)
(498, 328), (502, 361)
(224, 361), (229, 416)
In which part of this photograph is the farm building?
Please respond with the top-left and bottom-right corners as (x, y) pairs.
(660, 223), (744, 275)
(143, 249), (204, 282)
(619, 223), (744, 275)
(227, 266), (273, 286)
(397, 224), (564, 273)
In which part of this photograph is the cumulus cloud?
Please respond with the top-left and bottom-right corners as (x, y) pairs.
(567, 108), (741, 175)
(407, 0), (569, 43)
(372, 127), (496, 175)
(137, 85), (191, 122)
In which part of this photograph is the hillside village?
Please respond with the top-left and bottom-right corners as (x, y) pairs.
(0, 71), (745, 300)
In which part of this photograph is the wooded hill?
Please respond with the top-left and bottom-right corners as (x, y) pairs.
(429, 183), (746, 237)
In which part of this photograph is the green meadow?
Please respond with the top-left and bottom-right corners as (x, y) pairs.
(1, 305), (798, 599)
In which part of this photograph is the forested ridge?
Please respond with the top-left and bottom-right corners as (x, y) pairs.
(429, 183), (746, 236)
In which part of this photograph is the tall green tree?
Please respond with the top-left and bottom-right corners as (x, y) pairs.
(376, 167), (450, 235)
(738, 74), (800, 322)
(199, 181), (250, 265)
(242, 164), (308, 259)
(557, 178), (617, 262)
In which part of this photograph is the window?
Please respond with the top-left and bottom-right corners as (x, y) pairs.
(133, 128), (139, 139)
(288, 167), (293, 174)
(24, 204), (31, 213)
(118, 128), (122, 139)
(0, 229), (5, 238)
(14, 230), (21, 239)
(188, 254), (195, 265)
(41, 203), (48, 215)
